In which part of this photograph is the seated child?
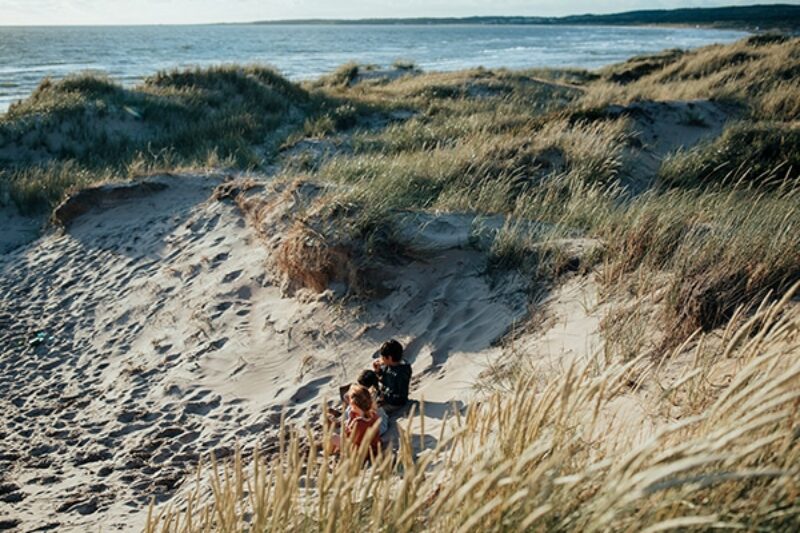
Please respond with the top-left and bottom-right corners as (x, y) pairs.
(353, 370), (389, 435)
(331, 370), (388, 435)
(329, 384), (381, 456)
(371, 339), (412, 414)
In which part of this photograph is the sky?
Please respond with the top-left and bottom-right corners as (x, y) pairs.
(0, 0), (793, 25)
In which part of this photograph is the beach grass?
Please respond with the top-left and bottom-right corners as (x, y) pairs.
(145, 286), (800, 532)
(267, 36), (800, 335)
(2, 34), (800, 530)
(0, 66), (312, 213)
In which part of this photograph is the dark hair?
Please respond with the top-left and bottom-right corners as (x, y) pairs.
(357, 369), (380, 389)
(379, 339), (403, 362)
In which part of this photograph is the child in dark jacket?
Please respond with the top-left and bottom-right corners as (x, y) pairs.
(372, 339), (412, 414)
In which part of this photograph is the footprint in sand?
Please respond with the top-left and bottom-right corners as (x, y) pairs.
(208, 337), (228, 351)
(235, 286), (252, 300)
(0, 519), (21, 531)
(0, 483), (24, 504)
(211, 301), (233, 319)
(222, 269), (243, 283)
(184, 395), (221, 416)
(57, 496), (98, 515)
(209, 252), (229, 269)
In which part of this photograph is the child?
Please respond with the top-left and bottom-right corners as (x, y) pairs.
(372, 339), (412, 414)
(354, 369), (389, 435)
(331, 370), (388, 435)
(329, 384), (381, 456)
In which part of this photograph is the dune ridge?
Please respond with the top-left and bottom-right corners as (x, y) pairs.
(1, 34), (799, 531)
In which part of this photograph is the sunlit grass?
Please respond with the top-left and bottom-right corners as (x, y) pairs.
(3, 35), (800, 530)
(146, 287), (800, 531)
(0, 66), (312, 213)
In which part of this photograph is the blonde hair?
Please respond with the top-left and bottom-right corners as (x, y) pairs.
(348, 384), (374, 414)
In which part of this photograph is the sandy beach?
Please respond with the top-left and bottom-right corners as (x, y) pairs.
(0, 172), (538, 530)
(0, 90), (754, 532)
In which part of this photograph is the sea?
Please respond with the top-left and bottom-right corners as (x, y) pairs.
(0, 24), (748, 112)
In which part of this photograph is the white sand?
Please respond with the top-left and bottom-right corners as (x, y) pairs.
(0, 97), (741, 531)
(611, 99), (734, 193)
(0, 173), (530, 531)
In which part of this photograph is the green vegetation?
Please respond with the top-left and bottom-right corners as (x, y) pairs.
(5, 36), (796, 333)
(1, 66), (315, 213)
(147, 293), (800, 531)
(4, 34), (800, 531)
(660, 121), (800, 187)
(271, 36), (800, 339)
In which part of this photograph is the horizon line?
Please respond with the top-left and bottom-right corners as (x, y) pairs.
(0, 3), (797, 28)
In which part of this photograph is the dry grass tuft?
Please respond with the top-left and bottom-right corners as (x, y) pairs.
(274, 221), (360, 295)
(146, 285), (800, 531)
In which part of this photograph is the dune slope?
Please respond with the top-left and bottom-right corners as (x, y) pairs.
(0, 173), (528, 531)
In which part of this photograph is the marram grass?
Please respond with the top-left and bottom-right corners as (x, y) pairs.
(146, 284), (800, 532)
(1, 36), (799, 530)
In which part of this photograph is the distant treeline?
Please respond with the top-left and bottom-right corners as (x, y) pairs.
(250, 4), (800, 31)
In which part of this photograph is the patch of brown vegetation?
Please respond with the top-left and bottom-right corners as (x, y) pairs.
(218, 177), (374, 297)
(274, 221), (360, 295)
(209, 176), (256, 202)
(666, 260), (800, 339)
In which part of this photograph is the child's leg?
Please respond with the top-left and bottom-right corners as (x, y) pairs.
(378, 407), (389, 435)
(382, 403), (406, 416)
(328, 433), (341, 454)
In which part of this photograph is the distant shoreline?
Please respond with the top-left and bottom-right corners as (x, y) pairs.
(0, 4), (797, 31)
(0, 24), (749, 115)
(245, 5), (800, 32)
(0, 23), (759, 31)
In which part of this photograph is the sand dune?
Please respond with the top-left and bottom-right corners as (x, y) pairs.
(0, 90), (748, 531)
(612, 99), (734, 193)
(0, 172), (535, 531)
(3, 33), (798, 530)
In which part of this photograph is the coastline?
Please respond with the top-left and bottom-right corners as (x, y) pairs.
(0, 24), (749, 115)
(1, 32), (799, 532)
